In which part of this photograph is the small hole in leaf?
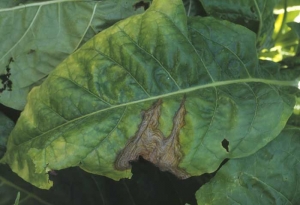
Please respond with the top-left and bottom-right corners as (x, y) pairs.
(48, 170), (58, 176)
(133, 1), (150, 11)
(222, 139), (229, 152)
(250, 6), (255, 13)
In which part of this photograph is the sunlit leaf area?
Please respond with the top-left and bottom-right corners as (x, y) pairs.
(260, 0), (300, 62)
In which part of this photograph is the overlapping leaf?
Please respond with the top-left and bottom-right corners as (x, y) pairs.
(196, 126), (300, 205)
(0, 0), (146, 110)
(2, 0), (298, 189)
(183, 0), (203, 16)
(199, 0), (278, 50)
(0, 112), (14, 159)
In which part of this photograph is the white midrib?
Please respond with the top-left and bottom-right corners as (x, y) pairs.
(92, 78), (297, 112)
(32, 78), (298, 139)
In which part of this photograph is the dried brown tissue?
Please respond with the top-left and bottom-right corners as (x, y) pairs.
(115, 97), (190, 179)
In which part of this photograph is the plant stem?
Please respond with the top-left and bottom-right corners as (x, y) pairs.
(274, 0), (288, 43)
(253, 0), (263, 47)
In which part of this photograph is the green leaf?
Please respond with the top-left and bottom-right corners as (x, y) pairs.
(183, 0), (203, 16)
(0, 0), (146, 110)
(0, 112), (14, 159)
(199, 0), (278, 50)
(13, 192), (20, 205)
(0, 0), (21, 8)
(2, 0), (297, 189)
(195, 126), (300, 204)
(288, 97), (300, 126)
(288, 22), (300, 38)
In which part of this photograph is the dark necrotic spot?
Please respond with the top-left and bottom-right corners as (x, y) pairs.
(222, 139), (229, 152)
(0, 58), (13, 93)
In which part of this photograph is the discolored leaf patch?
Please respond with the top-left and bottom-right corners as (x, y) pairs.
(115, 97), (189, 179)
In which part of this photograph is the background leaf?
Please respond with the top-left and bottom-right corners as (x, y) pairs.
(2, 0), (297, 189)
(0, 112), (14, 159)
(199, 0), (279, 50)
(182, 0), (204, 16)
(0, 0), (147, 110)
(195, 126), (300, 205)
(288, 22), (300, 39)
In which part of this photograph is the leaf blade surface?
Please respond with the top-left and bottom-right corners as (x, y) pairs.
(0, 0), (146, 110)
(196, 126), (300, 205)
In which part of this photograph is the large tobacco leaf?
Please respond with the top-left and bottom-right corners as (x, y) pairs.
(196, 126), (300, 204)
(0, 0), (146, 110)
(2, 0), (298, 189)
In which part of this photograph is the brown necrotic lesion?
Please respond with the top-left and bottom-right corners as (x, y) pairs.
(0, 57), (13, 93)
(115, 97), (189, 179)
